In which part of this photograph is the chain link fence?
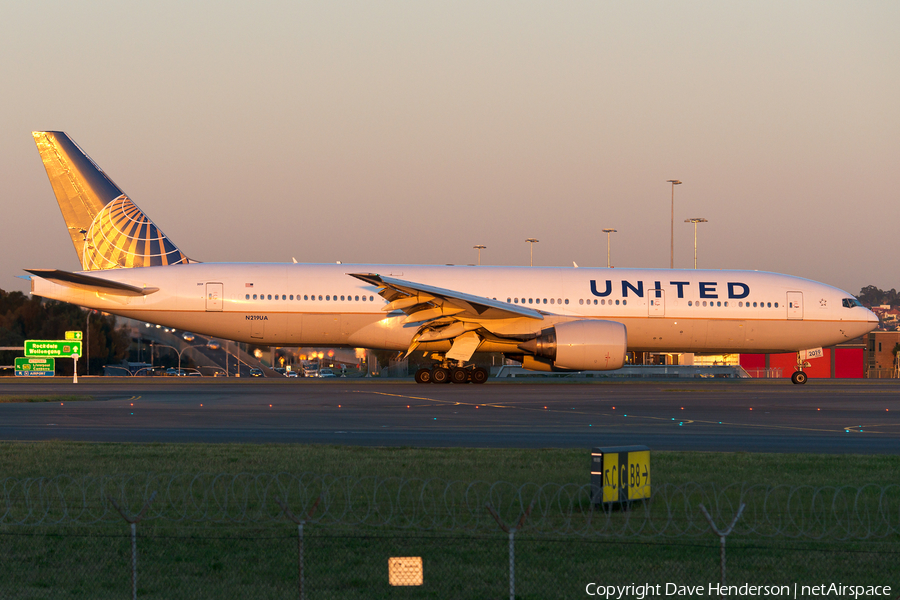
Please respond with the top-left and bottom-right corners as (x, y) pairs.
(2, 475), (898, 598)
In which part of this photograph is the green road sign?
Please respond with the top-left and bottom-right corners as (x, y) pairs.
(15, 357), (55, 376)
(65, 331), (83, 340)
(24, 340), (82, 358)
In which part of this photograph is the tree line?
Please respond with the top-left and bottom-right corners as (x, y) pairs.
(0, 289), (130, 375)
(856, 286), (900, 308)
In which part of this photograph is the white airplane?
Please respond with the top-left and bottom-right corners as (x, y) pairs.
(26, 131), (878, 385)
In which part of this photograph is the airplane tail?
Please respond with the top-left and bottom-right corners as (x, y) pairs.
(32, 131), (192, 271)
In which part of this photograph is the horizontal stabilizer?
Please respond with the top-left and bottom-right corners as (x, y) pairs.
(26, 269), (159, 297)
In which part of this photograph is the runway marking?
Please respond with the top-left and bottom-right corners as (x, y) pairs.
(353, 391), (900, 435)
(353, 390), (511, 409)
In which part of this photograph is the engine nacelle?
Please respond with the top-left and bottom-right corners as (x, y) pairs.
(518, 320), (627, 371)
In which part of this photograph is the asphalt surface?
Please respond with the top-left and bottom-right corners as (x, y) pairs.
(1, 377), (898, 453)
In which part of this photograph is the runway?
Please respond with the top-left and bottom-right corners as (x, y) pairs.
(1, 378), (899, 453)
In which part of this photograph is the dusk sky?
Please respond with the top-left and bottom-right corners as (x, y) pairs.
(2, 2), (898, 296)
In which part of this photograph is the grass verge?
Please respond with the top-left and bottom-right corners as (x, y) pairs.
(1, 442), (899, 486)
(0, 395), (94, 404)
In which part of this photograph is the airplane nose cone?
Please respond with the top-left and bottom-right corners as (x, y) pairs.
(867, 308), (880, 323)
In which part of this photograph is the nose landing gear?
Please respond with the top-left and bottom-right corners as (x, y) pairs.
(791, 352), (810, 385)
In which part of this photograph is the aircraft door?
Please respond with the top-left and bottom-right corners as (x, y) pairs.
(787, 291), (803, 320)
(648, 289), (665, 317)
(206, 283), (223, 312)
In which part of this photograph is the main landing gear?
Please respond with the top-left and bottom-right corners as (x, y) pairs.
(414, 363), (488, 384)
(791, 351), (810, 385)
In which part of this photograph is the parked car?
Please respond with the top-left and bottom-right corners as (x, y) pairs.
(249, 368), (264, 377)
(165, 368), (201, 377)
(318, 368), (336, 378)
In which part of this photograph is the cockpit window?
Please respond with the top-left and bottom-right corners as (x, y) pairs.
(842, 298), (863, 309)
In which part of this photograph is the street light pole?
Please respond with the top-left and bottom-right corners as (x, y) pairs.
(525, 239), (539, 267)
(667, 180), (682, 268)
(684, 218), (708, 269)
(473, 245), (486, 266)
(601, 228), (617, 268)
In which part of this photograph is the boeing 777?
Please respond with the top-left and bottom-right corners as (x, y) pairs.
(25, 132), (878, 384)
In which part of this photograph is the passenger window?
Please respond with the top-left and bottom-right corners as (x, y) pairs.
(767, 302), (771, 308)
(738, 302), (742, 307)
(774, 302), (778, 308)
(615, 300), (620, 305)
(370, 296), (374, 301)
(623, 300), (627, 305)
(341, 295), (345, 301)
(564, 299), (569, 304)
(688, 301), (692, 306)
(753, 302), (757, 307)
(362, 296), (366, 301)
(528, 299), (532, 304)
(724, 302), (728, 307)
(318, 295), (323, 301)
(267, 294), (272, 300)
(579, 299), (583, 305)
(245, 294), (250, 300)
(304, 295), (308, 301)
(355, 295), (360, 301)
(515, 298), (520, 304)
(550, 298), (555, 304)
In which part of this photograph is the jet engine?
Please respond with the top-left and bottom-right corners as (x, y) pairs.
(517, 320), (627, 371)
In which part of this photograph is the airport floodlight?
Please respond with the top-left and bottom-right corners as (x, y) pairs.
(601, 229), (617, 268)
(684, 218), (708, 269)
(525, 239), (539, 266)
(473, 245), (486, 265)
(667, 180), (682, 268)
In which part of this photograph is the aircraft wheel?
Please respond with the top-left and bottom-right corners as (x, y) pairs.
(431, 367), (450, 384)
(791, 371), (808, 385)
(451, 367), (470, 384)
(471, 367), (489, 384)
(414, 368), (432, 384)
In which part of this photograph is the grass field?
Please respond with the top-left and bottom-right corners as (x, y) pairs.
(1, 443), (899, 598)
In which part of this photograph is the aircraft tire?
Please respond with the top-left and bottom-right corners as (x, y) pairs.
(431, 367), (450, 384)
(791, 371), (808, 385)
(414, 368), (432, 384)
(450, 367), (470, 384)
(471, 367), (489, 384)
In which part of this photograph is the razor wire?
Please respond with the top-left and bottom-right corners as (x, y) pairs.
(1, 474), (899, 540)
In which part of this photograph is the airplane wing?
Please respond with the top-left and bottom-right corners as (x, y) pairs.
(25, 269), (159, 297)
(349, 273), (543, 322)
(350, 272), (544, 362)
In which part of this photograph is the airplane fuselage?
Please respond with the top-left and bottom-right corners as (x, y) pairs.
(31, 262), (878, 354)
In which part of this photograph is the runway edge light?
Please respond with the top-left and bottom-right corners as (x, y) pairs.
(590, 445), (651, 507)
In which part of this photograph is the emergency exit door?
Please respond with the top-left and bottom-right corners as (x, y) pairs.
(206, 283), (223, 311)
